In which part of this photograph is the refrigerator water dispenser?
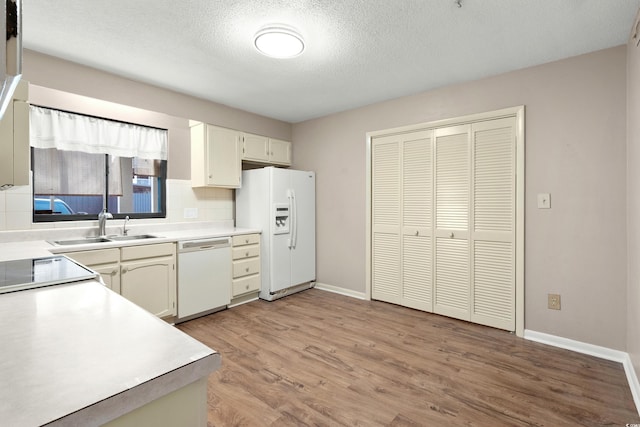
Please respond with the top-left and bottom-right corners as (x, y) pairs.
(273, 204), (290, 234)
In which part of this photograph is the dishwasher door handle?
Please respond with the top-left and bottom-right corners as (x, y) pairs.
(180, 238), (230, 251)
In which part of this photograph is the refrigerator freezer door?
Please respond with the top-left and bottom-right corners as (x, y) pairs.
(270, 168), (293, 293)
(290, 170), (316, 286)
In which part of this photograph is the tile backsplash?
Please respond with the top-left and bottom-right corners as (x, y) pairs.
(0, 178), (234, 232)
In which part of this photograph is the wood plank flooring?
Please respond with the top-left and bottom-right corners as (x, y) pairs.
(177, 289), (639, 426)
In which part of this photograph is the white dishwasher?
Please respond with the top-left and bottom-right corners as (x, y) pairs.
(177, 237), (231, 322)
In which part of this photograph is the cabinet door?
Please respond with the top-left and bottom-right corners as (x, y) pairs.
(206, 125), (241, 188)
(121, 255), (176, 318)
(269, 139), (292, 165)
(0, 93), (29, 187)
(64, 248), (121, 293)
(242, 133), (269, 162)
(92, 263), (121, 293)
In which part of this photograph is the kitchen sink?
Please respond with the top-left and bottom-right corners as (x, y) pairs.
(108, 234), (159, 241)
(49, 235), (160, 246)
(51, 237), (113, 246)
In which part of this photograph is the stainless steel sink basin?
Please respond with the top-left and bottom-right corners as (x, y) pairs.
(49, 234), (160, 246)
(51, 237), (112, 246)
(108, 234), (159, 241)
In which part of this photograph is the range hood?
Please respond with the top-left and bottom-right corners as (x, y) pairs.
(0, 0), (21, 121)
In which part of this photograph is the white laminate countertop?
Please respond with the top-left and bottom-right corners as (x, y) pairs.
(0, 281), (220, 427)
(0, 226), (261, 262)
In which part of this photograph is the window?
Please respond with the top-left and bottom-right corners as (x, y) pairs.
(29, 106), (168, 222)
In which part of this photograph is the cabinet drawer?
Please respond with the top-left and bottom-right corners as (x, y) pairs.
(121, 243), (176, 261)
(64, 248), (120, 266)
(233, 258), (260, 278)
(232, 274), (260, 296)
(232, 245), (260, 260)
(232, 234), (260, 246)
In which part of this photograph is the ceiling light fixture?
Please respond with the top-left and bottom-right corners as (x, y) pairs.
(254, 26), (305, 58)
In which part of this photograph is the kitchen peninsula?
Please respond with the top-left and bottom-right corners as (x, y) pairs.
(0, 221), (265, 425)
(0, 280), (219, 426)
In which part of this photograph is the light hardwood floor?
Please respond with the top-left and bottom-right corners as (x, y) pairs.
(177, 289), (640, 426)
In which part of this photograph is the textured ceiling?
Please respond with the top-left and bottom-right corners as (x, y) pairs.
(22, 0), (640, 123)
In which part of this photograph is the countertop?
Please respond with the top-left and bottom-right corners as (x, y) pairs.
(0, 280), (220, 426)
(0, 223), (258, 424)
(0, 225), (261, 261)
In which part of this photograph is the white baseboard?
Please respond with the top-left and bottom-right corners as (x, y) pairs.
(313, 282), (368, 300)
(623, 353), (640, 417)
(524, 330), (640, 415)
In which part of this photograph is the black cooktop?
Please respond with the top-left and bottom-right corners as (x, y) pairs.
(0, 256), (98, 294)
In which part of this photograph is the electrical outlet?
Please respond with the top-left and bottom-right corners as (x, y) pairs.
(183, 207), (198, 219)
(548, 293), (561, 310)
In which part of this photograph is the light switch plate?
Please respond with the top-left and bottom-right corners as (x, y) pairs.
(183, 207), (198, 219)
(537, 193), (551, 209)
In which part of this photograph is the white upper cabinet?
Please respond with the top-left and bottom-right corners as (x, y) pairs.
(0, 80), (29, 189)
(191, 123), (242, 189)
(241, 133), (291, 166)
(268, 138), (292, 165)
(242, 133), (269, 162)
(191, 122), (292, 190)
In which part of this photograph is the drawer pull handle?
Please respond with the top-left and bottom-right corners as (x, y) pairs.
(245, 239), (249, 244)
(245, 267), (249, 272)
(245, 251), (249, 257)
(246, 284), (250, 290)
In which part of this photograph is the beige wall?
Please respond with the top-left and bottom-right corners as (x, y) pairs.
(0, 50), (292, 232)
(292, 46), (628, 350)
(628, 9), (640, 380)
(18, 44), (632, 351)
(23, 50), (292, 180)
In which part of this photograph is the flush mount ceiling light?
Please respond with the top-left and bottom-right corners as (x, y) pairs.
(254, 26), (305, 58)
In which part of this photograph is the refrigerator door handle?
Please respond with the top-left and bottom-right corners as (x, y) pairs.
(291, 189), (297, 249)
(287, 189), (294, 248)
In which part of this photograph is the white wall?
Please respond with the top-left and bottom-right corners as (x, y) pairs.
(292, 46), (628, 350)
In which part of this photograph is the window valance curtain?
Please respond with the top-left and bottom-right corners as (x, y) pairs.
(29, 106), (168, 160)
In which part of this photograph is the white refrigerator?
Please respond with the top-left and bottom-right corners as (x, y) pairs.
(235, 167), (316, 301)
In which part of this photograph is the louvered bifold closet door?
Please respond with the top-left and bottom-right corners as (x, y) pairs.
(371, 136), (402, 304)
(470, 117), (516, 330)
(433, 125), (471, 321)
(402, 130), (433, 311)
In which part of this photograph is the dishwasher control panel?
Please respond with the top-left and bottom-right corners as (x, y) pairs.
(273, 204), (289, 234)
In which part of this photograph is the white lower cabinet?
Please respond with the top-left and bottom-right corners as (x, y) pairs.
(90, 264), (121, 293)
(64, 248), (121, 293)
(121, 243), (177, 319)
(231, 234), (261, 303)
(65, 243), (177, 319)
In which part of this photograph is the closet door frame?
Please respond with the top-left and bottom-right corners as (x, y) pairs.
(365, 106), (525, 337)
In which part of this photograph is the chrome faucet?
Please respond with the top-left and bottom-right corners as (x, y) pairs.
(122, 215), (130, 236)
(98, 208), (113, 237)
